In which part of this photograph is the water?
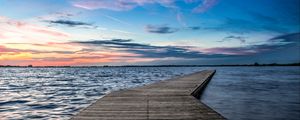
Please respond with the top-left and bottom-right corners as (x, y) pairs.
(0, 67), (299, 120)
(201, 66), (300, 120)
(0, 67), (203, 120)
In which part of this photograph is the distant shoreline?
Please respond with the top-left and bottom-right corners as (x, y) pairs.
(0, 63), (299, 68)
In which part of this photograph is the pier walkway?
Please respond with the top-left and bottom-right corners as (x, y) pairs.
(71, 70), (225, 120)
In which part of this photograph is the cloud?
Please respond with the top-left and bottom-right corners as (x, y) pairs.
(33, 29), (69, 37)
(203, 47), (257, 55)
(101, 14), (130, 25)
(193, 0), (218, 13)
(219, 35), (246, 43)
(72, 39), (227, 58)
(176, 12), (187, 26)
(110, 39), (133, 42)
(184, 0), (199, 3)
(111, 29), (136, 35)
(75, 37), (296, 61)
(71, 0), (217, 13)
(145, 24), (179, 34)
(1, 43), (79, 55)
(0, 45), (20, 53)
(0, 42), (139, 66)
(186, 26), (201, 30)
(65, 33), (300, 59)
(125, 46), (226, 58)
(46, 19), (97, 28)
(0, 16), (69, 43)
(203, 45), (265, 55)
(144, 24), (201, 34)
(38, 12), (100, 29)
(74, 39), (155, 49)
(49, 20), (91, 27)
(203, 43), (295, 56)
(2, 33), (298, 66)
(204, 33), (300, 55)
(38, 12), (78, 21)
(71, 0), (218, 27)
(71, 0), (178, 11)
(71, 0), (149, 11)
(269, 32), (300, 43)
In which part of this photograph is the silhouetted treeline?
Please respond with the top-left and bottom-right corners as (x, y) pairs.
(0, 62), (299, 68)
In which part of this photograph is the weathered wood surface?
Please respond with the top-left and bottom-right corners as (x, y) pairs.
(71, 70), (226, 120)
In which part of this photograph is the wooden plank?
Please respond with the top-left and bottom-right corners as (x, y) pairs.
(71, 70), (226, 120)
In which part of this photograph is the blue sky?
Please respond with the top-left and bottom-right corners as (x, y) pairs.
(0, 0), (299, 66)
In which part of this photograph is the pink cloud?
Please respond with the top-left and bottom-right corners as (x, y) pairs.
(0, 33), (6, 39)
(0, 45), (33, 54)
(176, 12), (187, 27)
(0, 45), (18, 53)
(6, 21), (27, 28)
(0, 16), (70, 43)
(0, 45), (145, 66)
(5, 19), (69, 38)
(184, 0), (199, 3)
(193, 0), (218, 13)
(32, 29), (69, 37)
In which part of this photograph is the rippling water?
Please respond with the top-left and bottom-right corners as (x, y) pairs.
(0, 67), (204, 120)
(201, 66), (300, 120)
(1, 67), (299, 120)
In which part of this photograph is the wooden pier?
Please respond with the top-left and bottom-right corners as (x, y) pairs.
(71, 70), (225, 120)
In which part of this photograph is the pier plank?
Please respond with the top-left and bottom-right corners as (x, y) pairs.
(71, 70), (226, 120)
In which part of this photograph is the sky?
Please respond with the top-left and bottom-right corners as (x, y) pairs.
(0, 0), (299, 66)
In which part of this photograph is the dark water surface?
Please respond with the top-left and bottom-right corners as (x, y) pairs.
(0, 67), (299, 120)
(201, 66), (300, 120)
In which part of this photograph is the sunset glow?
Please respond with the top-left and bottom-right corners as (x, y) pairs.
(0, 0), (299, 66)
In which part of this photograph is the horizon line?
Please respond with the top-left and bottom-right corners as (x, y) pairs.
(1, 62), (299, 67)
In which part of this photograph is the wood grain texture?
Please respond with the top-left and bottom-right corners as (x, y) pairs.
(71, 70), (226, 120)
